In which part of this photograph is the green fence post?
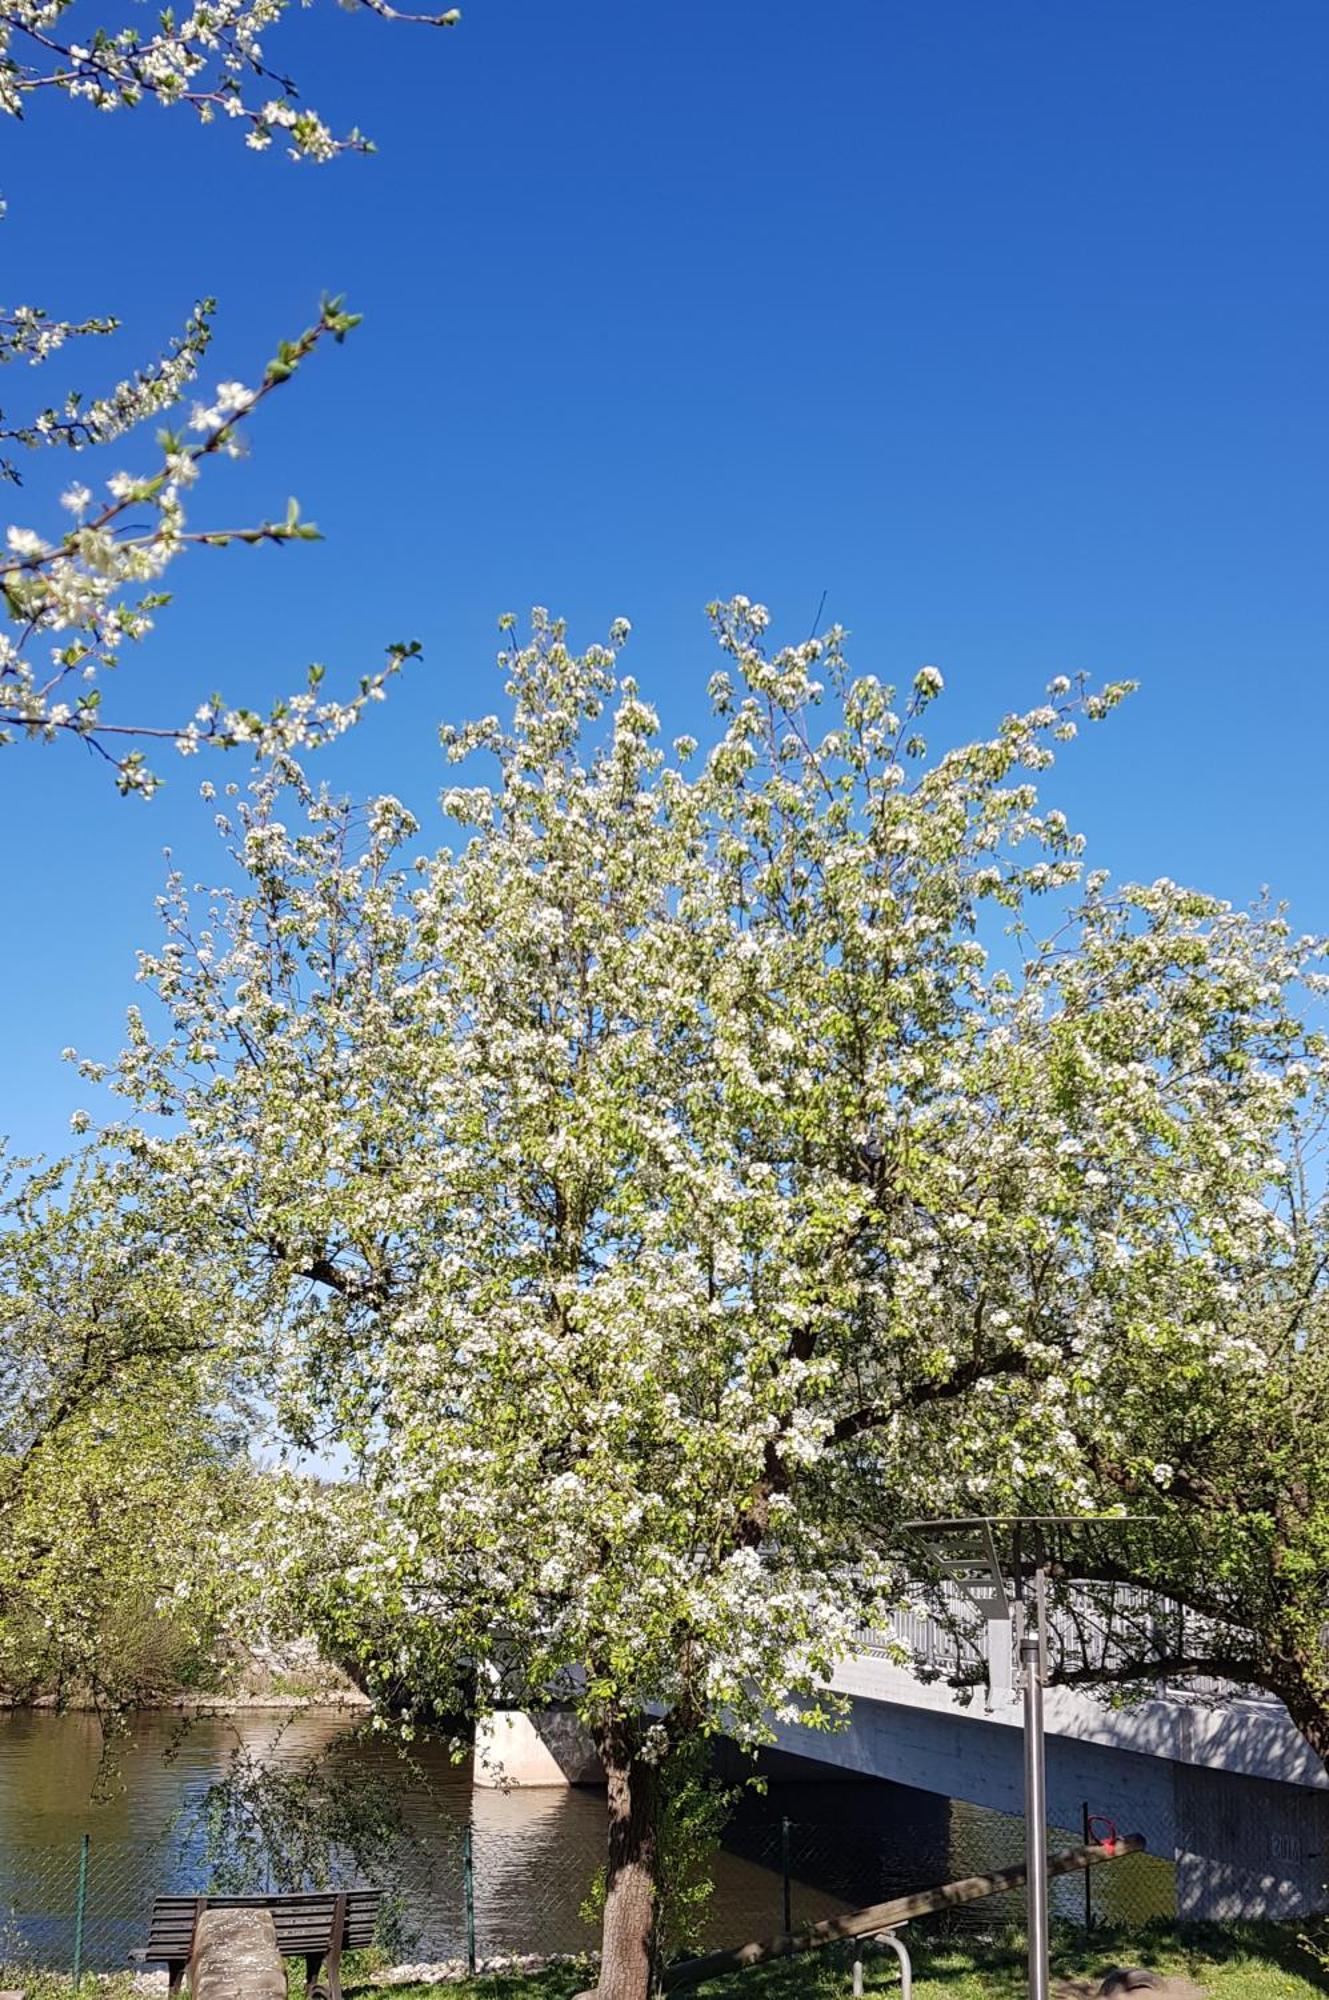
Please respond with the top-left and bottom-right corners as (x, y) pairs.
(72, 1832), (91, 1989)
(463, 1826), (477, 1975)
(781, 1817), (792, 1936)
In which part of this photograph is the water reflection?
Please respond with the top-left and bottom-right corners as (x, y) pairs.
(0, 1710), (1172, 1970)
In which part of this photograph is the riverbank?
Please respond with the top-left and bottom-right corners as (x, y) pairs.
(7, 1925), (1326, 2000)
(0, 1635), (371, 1714)
(0, 1692), (371, 1713)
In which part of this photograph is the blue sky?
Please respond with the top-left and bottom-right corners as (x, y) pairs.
(2, 0), (1326, 1157)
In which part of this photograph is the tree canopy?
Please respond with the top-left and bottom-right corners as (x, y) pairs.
(1038, 1186), (1329, 1766)
(73, 601), (1329, 1994)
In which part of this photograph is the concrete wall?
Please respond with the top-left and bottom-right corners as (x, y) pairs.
(474, 1708), (604, 1788)
(1175, 1764), (1329, 1920)
(832, 1649), (1329, 1793)
(770, 1692), (1179, 1855)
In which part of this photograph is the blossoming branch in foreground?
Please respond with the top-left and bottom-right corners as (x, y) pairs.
(0, 295), (420, 791)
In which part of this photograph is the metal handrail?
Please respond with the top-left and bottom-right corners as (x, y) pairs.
(856, 1585), (1277, 1706)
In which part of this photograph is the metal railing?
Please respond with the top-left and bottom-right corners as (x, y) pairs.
(859, 1584), (1278, 1707)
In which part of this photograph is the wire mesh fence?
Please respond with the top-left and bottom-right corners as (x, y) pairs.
(768, 1800), (1176, 1938)
(0, 1788), (1177, 1979)
(0, 1832), (184, 1979)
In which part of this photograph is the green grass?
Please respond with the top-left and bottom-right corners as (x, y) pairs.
(0, 1975), (142, 2000)
(6, 1922), (1325, 2000)
(349, 1922), (1329, 2000)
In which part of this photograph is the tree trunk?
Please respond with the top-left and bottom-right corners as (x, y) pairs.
(1271, 1657), (1329, 1774)
(596, 1720), (662, 2000)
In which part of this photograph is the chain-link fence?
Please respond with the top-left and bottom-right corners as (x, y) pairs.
(761, 1799), (1175, 1941)
(0, 1787), (1177, 1979)
(1, 1833), (186, 1979)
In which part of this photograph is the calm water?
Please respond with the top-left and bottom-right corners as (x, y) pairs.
(0, 1710), (1171, 1970)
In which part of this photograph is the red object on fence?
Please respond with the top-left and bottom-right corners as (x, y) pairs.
(1087, 1815), (1119, 1855)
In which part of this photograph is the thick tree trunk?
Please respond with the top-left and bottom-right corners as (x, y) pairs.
(596, 1720), (662, 2000)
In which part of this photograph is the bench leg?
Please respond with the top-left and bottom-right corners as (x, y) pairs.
(305, 1953), (326, 2000)
(325, 1892), (347, 2000)
(168, 1964), (186, 1998)
(186, 1895), (208, 1999)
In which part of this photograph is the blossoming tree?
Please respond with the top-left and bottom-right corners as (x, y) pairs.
(1039, 1159), (1329, 1762)
(899, 886), (1329, 1768)
(1, 0), (452, 790)
(1, 0), (458, 152)
(85, 603), (1325, 1994)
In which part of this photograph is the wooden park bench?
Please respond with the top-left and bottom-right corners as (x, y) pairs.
(131, 1890), (383, 2000)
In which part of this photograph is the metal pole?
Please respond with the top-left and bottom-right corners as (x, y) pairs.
(1082, 1802), (1093, 1933)
(71, 1832), (90, 1989)
(462, 1825), (476, 1976)
(1022, 1574), (1049, 2000)
(781, 1817), (792, 1936)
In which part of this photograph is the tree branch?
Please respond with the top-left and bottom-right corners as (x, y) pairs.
(829, 1343), (1029, 1447)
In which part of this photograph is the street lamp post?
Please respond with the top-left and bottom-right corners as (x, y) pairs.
(901, 1516), (1146, 2000)
(1015, 1543), (1051, 2000)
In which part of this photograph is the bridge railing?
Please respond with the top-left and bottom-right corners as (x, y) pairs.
(857, 1584), (1276, 1706)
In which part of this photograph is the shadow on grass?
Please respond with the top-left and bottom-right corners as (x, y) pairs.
(1046, 1918), (1329, 1991)
(678, 1917), (1329, 2000)
(346, 1969), (589, 2000)
(344, 1919), (1329, 2000)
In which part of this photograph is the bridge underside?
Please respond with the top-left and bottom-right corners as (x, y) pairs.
(765, 1691), (1329, 1922)
(477, 1701), (1329, 1922)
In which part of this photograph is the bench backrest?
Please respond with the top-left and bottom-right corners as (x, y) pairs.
(145, 1892), (383, 1960)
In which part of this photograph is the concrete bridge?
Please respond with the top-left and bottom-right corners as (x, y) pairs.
(776, 1614), (1329, 1921)
(477, 1602), (1329, 1923)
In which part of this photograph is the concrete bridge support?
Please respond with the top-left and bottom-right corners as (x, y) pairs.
(770, 1691), (1329, 1921)
(474, 1708), (604, 1787)
(1174, 1763), (1329, 1920)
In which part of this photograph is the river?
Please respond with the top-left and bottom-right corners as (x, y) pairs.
(0, 1709), (1168, 1970)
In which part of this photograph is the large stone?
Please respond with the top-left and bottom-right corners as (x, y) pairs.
(1054, 1976), (1205, 2000)
(191, 1908), (286, 2000)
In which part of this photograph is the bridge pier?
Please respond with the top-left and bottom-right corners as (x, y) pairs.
(1175, 1763), (1329, 1920)
(473, 1708), (604, 1787)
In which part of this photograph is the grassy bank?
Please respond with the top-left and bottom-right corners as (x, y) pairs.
(6, 1924), (1327, 2000)
(352, 1923), (1329, 2000)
